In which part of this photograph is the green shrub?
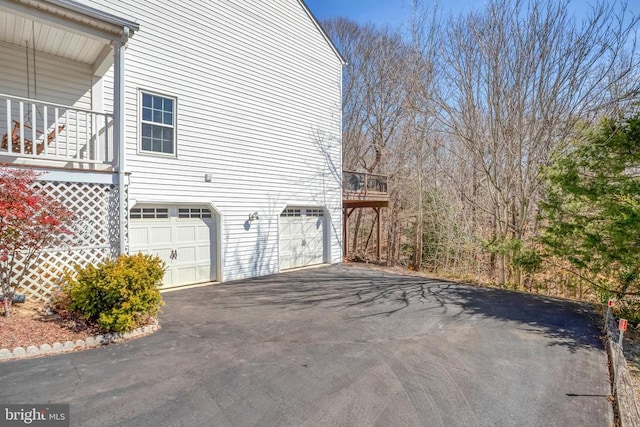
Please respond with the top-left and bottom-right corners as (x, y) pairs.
(512, 248), (543, 274)
(62, 253), (165, 332)
(614, 300), (640, 327)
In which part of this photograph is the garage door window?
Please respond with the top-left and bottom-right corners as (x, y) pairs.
(281, 208), (301, 217)
(130, 207), (169, 219)
(178, 208), (212, 219)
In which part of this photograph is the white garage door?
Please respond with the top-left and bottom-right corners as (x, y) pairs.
(129, 206), (216, 289)
(279, 207), (326, 270)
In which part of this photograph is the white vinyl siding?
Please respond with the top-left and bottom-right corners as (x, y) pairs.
(0, 40), (93, 142)
(80, 0), (343, 281)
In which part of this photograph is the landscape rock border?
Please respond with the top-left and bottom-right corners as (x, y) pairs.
(0, 322), (160, 362)
(605, 309), (640, 427)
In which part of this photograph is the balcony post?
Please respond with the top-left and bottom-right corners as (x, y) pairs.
(114, 27), (130, 256)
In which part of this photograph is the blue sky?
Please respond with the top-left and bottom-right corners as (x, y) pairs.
(304, 0), (637, 28)
(304, 0), (484, 27)
(305, 0), (412, 27)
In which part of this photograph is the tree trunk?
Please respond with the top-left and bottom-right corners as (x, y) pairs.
(413, 220), (423, 270)
(364, 210), (377, 256)
(352, 209), (363, 255)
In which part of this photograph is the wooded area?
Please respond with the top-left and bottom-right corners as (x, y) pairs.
(327, 0), (640, 305)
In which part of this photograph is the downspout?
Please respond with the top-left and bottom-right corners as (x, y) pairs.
(115, 27), (130, 255)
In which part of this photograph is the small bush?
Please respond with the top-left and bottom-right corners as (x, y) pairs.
(61, 253), (165, 332)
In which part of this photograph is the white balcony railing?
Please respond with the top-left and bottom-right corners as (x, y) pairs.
(1, 94), (114, 165)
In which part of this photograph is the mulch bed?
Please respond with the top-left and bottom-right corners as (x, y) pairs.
(0, 301), (102, 350)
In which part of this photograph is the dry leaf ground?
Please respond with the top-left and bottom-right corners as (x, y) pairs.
(622, 326), (640, 409)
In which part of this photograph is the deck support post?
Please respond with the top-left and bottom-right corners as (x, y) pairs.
(375, 207), (381, 260)
(114, 27), (129, 256)
(343, 207), (348, 259)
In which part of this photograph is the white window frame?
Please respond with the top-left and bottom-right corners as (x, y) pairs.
(138, 89), (177, 157)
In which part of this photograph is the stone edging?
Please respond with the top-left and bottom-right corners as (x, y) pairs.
(0, 323), (160, 362)
(605, 310), (640, 427)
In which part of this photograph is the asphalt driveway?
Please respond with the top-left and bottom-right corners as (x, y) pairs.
(0, 264), (612, 426)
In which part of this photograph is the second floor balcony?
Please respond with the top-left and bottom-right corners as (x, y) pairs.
(0, 1), (137, 173)
(343, 171), (389, 207)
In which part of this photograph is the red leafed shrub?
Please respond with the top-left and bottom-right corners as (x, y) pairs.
(0, 167), (74, 316)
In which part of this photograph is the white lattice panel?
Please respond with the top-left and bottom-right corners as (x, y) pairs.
(13, 180), (125, 302)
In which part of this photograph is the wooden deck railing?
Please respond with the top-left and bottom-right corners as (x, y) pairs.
(343, 171), (388, 196)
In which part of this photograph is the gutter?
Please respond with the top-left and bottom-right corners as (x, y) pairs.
(37, 0), (139, 33)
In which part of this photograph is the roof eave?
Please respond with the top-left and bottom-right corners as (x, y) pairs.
(18, 0), (140, 39)
(33, 0), (139, 34)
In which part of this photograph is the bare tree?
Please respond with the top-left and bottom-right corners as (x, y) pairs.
(323, 18), (410, 256)
(325, 0), (638, 286)
(434, 0), (639, 284)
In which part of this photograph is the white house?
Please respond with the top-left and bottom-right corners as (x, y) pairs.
(0, 0), (344, 299)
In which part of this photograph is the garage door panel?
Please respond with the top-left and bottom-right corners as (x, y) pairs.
(163, 269), (173, 286)
(280, 256), (291, 270)
(302, 219), (316, 237)
(153, 248), (173, 261)
(149, 226), (172, 245)
(291, 222), (303, 235)
(177, 247), (197, 263)
(175, 225), (196, 242)
(129, 228), (149, 245)
(309, 226), (323, 245)
(197, 223), (214, 241)
(174, 266), (196, 284)
(282, 222), (292, 234)
(197, 246), (211, 261)
(197, 265), (212, 279)
(291, 250), (303, 267)
(307, 236), (323, 252)
(306, 254), (321, 266)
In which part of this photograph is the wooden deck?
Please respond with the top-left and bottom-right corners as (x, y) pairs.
(342, 171), (389, 207)
(342, 171), (389, 259)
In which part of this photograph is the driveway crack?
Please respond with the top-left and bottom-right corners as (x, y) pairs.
(70, 359), (81, 394)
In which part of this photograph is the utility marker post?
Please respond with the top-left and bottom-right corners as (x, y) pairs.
(614, 318), (628, 396)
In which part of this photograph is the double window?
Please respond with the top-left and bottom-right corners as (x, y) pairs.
(140, 91), (176, 155)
